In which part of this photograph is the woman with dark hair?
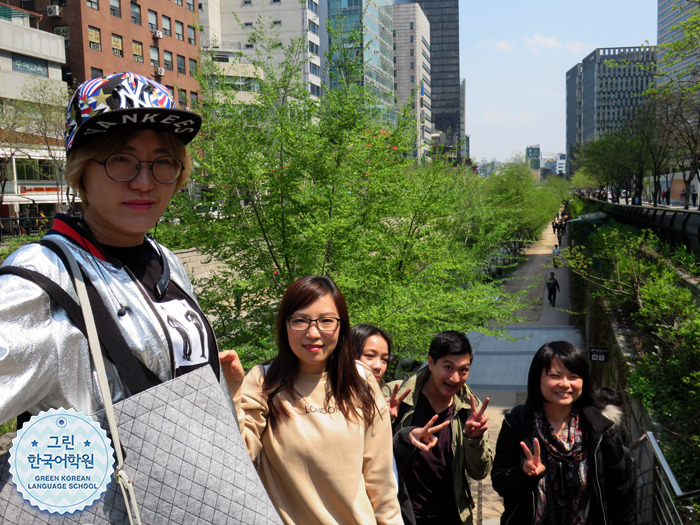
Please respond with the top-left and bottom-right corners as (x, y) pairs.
(220, 276), (402, 525)
(351, 323), (393, 384)
(491, 341), (635, 525)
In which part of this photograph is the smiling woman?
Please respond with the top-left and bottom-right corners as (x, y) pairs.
(491, 341), (635, 525)
(219, 276), (403, 524)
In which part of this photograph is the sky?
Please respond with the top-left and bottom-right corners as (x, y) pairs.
(460, 0), (658, 163)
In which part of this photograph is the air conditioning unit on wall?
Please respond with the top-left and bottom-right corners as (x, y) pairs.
(47, 5), (62, 17)
(153, 30), (163, 39)
(155, 67), (165, 77)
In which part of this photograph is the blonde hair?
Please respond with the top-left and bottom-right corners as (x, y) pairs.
(66, 130), (192, 209)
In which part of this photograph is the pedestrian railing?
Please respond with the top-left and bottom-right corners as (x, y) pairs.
(0, 216), (53, 242)
(631, 431), (699, 524)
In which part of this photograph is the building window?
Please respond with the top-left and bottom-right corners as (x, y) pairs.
(162, 16), (171, 36)
(150, 46), (159, 67)
(175, 21), (184, 41)
(111, 34), (123, 57)
(54, 25), (70, 48)
(410, 48), (414, 56)
(178, 89), (187, 107)
(410, 62), (414, 69)
(88, 26), (102, 51)
(87, 0), (98, 9)
(411, 75), (415, 83)
(130, 3), (141, 25)
(174, 0), (182, 5)
(187, 25), (196, 45)
(189, 58), (197, 75)
(272, 0), (280, 3)
(310, 63), (320, 76)
(310, 83), (321, 97)
(409, 22), (413, 29)
(91, 67), (103, 79)
(132, 40), (143, 62)
(189, 91), (198, 107)
(177, 54), (186, 74)
(273, 20), (282, 26)
(243, 0), (251, 4)
(309, 20), (318, 34)
(245, 43), (254, 49)
(309, 41), (319, 55)
(187, 0), (194, 10)
(163, 50), (173, 70)
(110, 0), (121, 17)
(148, 10), (158, 30)
(307, 0), (317, 13)
(244, 22), (253, 28)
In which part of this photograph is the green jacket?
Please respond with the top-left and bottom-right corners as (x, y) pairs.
(388, 365), (493, 525)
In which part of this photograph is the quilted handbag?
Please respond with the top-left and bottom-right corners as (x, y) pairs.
(0, 241), (281, 524)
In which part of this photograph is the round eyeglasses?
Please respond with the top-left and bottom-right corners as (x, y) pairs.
(91, 153), (184, 184)
(287, 316), (341, 332)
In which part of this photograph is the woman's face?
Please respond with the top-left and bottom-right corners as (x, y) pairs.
(286, 294), (340, 374)
(359, 334), (389, 382)
(82, 129), (179, 247)
(540, 357), (583, 410)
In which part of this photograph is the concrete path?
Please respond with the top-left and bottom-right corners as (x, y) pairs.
(466, 218), (583, 524)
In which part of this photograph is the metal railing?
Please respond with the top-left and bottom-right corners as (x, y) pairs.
(631, 431), (699, 524)
(0, 216), (53, 242)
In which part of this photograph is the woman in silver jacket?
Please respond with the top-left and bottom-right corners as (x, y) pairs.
(0, 72), (219, 426)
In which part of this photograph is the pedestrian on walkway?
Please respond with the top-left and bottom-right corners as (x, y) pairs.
(491, 341), (635, 525)
(693, 189), (698, 207)
(551, 245), (560, 268)
(545, 272), (560, 307)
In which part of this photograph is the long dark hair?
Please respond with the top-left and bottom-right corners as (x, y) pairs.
(350, 324), (393, 360)
(527, 340), (596, 411)
(263, 276), (377, 429)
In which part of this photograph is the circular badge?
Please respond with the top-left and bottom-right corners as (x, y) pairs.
(8, 408), (114, 514)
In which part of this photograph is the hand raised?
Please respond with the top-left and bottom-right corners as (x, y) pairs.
(464, 394), (490, 439)
(387, 384), (412, 420)
(409, 414), (450, 452)
(219, 350), (245, 395)
(520, 438), (546, 477)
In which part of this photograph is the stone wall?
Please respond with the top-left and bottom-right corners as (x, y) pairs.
(174, 248), (224, 282)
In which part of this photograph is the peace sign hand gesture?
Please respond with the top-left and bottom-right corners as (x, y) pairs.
(409, 414), (451, 452)
(464, 394), (490, 439)
(520, 438), (546, 477)
(387, 384), (412, 420)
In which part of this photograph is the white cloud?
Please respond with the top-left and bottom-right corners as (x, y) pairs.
(516, 113), (536, 124)
(492, 40), (512, 51)
(481, 110), (508, 124)
(524, 34), (562, 54)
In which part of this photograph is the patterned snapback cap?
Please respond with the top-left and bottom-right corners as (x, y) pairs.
(65, 72), (201, 153)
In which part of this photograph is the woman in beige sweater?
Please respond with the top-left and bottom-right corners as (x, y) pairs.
(220, 276), (403, 525)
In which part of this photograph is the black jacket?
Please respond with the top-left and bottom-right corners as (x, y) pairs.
(491, 401), (635, 525)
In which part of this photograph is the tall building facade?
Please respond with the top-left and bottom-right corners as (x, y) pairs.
(392, 1), (431, 156)
(328, 0), (394, 117)
(16, 0), (201, 107)
(200, 0), (323, 98)
(566, 47), (656, 174)
(658, 0), (696, 81)
(411, 0), (461, 157)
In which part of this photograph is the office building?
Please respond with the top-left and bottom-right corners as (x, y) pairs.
(0, 4), (70, 216)
(17, 0), (201, 108)
(411, 0), (462, 157)
(200, 0), (323, 98)
(658, 0), (696, 81)
(565, 46), (656, 175)
(393, 1), (431, 156)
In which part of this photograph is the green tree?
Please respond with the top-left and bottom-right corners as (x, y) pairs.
(169, 27), (543, 365)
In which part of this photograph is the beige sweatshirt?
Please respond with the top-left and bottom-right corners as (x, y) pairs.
(237, 363), (403, 525)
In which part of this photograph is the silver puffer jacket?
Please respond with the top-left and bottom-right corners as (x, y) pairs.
(0, 226), (208, 424)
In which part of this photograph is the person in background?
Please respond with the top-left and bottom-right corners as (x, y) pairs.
(491, 341), (635, 525)
(546, 272), (560, 307)
(352, 323), (392, 385)
(0, 72), (220, 427)
(388, 330), (492, 525)
(219, 276), (402, 525)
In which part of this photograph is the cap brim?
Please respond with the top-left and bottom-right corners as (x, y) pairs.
(71, 107), (201, 151)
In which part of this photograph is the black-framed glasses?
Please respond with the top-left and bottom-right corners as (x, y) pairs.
(287, 316), (341, 332)
(91, 153), (183, 184)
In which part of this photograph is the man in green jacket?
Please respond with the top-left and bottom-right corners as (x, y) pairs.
(388, 330), (492, 525)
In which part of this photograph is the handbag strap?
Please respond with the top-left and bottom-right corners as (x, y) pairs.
(38, 239), (143, 525)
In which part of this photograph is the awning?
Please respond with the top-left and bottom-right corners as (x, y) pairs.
(1, 194), (80, 204)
